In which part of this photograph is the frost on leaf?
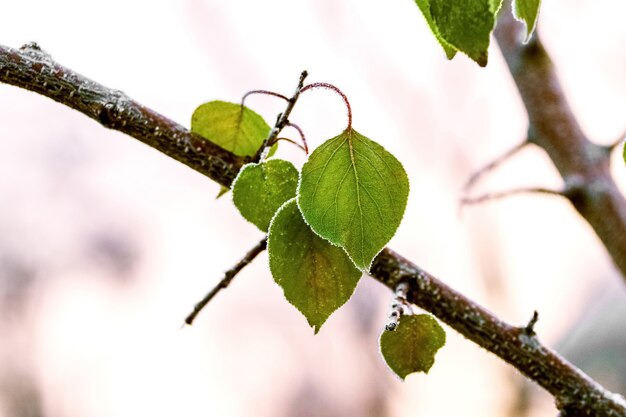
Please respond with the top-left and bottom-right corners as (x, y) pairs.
(268, 199), (362, 333)
(513, 0), (542, 42)
(297, 128), (409, 271)
(191, 100), (270, 157)
(232, 159), (299, 232)
(411, 0), (501, 66)
(380, 314), (446, 379)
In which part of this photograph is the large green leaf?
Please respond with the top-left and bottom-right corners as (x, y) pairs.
(297, 128), (409, 271)
(232, 159), (299, 232)
(268, 199), (362, 333)
(413, 0), (457, 60)
(428, 0), (498, 67)
(191, 100), (270, 157)
(513, 0), (541, 42)
(380, 314), (446, 379)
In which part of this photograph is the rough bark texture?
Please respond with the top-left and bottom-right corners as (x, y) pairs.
(494, 8), (626, 279)
(1, 41), (625, 416)
(0, 42), (246, 187)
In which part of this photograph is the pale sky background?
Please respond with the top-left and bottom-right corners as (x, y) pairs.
(0, 1), (625, 416)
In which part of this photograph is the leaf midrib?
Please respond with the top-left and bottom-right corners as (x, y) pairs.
(347, 129), (365, 267)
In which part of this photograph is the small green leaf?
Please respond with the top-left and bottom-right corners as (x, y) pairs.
(216, 185), (229, 199)
(413, 0), (458, 60)
(623, 140), (626, 165)
(428, 0), (498, 67)
(490, 0), (504, 14)
(513, 0), (542, 42)
(268, 199), (362, 333)
(191, 100), (270, 157)
(380, 314), (446, 379)
(232, 159), (299, 232)
(298, 128), (409, 271)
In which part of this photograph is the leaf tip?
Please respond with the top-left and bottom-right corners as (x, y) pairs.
(477, 51), (489, 67)
(444, 49), (457, 60)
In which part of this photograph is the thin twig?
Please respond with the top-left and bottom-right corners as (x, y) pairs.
(461, 187), (567, 206)
(524, 310), (539, 335)
(267, 137), (307, 153)
(253, 71), (308, 162)
(385, 281), (410, 331)
(185, 238), (267, 325)
(463, 140), (529, 192)
(300, 82), (353, 129)
(286, 122), (308, 154)
(241, 89), (289, 106)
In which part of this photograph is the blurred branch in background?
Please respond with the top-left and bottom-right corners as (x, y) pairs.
(493, 3), (626, 281)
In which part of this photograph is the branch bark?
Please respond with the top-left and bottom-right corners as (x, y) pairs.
(0, 42), (247, 187)
(1, 42), (625, 416)
(494, 7), (626, 280)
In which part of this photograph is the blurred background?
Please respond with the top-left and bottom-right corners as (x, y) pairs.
(0, 0), (625, 416)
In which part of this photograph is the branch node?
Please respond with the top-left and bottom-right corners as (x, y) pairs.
(253, 71), (308, 162)
(524, 310), (539, 335)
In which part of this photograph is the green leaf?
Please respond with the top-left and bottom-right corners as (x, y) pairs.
(268, 199), (362, 333)
(232, 159), (299, 232)
(216, 185), (229, 199)
(413, 0), (458, 60)
(380, 314), (446, 379)
(428, 0), (498, 67)
(513, 0), (541, 42)
(297, 128), (409, 271)
(623, 140), (626, 165)
(191, 100), (270, 157)
(490, 0), (504, 14)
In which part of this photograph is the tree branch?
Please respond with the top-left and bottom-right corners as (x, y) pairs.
(184, 238), (267, 325)
(1, 42), (625, 416)
(463, 139), (529, 193)
(494, 6), (626, 280)
(0, 42), (247, 187)
(252, 71), (308, 162)
(461, 187), (568, 206)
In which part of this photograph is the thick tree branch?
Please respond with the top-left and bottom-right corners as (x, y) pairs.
(0, 42), (247, 187)
(494, 7), (626, 280)
(1, 42), (625, 416)
(372, 249), (626, 416)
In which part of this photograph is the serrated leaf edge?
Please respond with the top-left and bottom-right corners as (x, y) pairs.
(379, 314), (447, 380)
(295, 131), (410, 273)
(511, 0), (541, 43)
(231, 158), (297, 232)
(230, 161), (263, 230)
(267, 197), (362, 333)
